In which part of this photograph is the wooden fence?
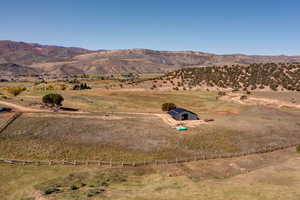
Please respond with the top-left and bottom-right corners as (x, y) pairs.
(0, 112), (22, 134)
(0, 141), (298, 167)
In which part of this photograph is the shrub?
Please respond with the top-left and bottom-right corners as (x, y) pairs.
(70, 185), (79, 190)
(87, 189), (105, 197)
(218, 91), (226, 96)
(162, 103), (176, 111)
(43, 187), (60, 195)
(42, 93), (64, 107)
(6, 86), (26, 96)
(240, 95), (248, 100)
(297, 145), (300, 153)
(73, 83), (91, 90)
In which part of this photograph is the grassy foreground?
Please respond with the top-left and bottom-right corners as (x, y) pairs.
(1, 149), (300, 200)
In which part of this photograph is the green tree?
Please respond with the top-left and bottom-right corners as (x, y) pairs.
(162, 103), (176, 112)
(297, 145), (300, 153)
(42, 93), (64, 107)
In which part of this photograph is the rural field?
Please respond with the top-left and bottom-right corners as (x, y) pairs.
(1, 1), (300, 198)
(0, 76), (300, 200)
(1, 81), (299, 161)
(1, 148), (300, 200)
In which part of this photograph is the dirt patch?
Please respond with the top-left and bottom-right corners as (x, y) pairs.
(157, 114), (209, 127)
(221, 93), (300, 109)
(158, 147), (298, 180)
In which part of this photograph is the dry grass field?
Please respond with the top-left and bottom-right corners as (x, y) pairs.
(252, 91), (300, 103)
(1, 79), (300, 200)
(0, 105), (299, 162)
(1, 148), (300, 200)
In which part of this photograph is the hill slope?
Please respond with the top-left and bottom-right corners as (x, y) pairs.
(138, 63), (300, 92)
(0, 63), (41, 76)
(0, 40), (92, 65)
(30, 49), (300, 75)
(1, 41), (300, 75)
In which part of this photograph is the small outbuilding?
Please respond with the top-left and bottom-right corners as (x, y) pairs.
(168, 108), (199, 121)
(0, 107), (12, 112)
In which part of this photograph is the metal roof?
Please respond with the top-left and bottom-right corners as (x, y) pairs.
(0, 107), (11, 111)
(168, 108), (197, 116)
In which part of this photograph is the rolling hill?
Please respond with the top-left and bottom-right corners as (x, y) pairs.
(1, 41), (300, 75)
(0, 40), (92, 65)
(0, 63), (41, 76)
(29, 49), (300, 75)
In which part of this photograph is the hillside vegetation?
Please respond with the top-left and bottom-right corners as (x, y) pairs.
(146, 63), (300, 91)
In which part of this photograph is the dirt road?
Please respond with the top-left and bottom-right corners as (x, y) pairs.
(0, 100), (45, 112)
(0, 100), (205, 127)
(0, 100), (87, 114)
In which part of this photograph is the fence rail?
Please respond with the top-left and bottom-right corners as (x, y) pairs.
(0, 141), (298, 167)
(0, 112), (22, 134)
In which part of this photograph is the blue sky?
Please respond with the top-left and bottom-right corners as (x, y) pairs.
(1, 0), (299, 55)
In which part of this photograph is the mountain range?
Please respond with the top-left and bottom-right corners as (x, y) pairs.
(0, 40), (300, 76)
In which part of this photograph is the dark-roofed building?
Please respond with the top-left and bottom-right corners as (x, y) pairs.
(168, 108), (199, 121)
(0, 107), (12, 112)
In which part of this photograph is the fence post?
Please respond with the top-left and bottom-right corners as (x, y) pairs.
(110, 159), (112, 168)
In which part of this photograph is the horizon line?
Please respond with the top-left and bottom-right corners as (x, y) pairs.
(1, 39), (300, 57)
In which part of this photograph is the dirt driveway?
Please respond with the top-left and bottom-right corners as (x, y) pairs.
(0, 100), (44, 112)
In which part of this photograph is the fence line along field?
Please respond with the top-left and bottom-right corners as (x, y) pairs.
(0, 141), (298, 167)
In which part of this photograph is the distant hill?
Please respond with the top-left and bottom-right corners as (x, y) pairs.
(0, 63), (41, 76)
(29, 49), (300, 75)
(1, 41), (300, 75)
(0, 40), (92, 65)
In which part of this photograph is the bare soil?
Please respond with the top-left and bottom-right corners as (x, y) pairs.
(221, 92), (300, 109)
(157, 113), (208, 127)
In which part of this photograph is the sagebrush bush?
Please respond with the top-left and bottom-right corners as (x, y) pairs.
(296, 145), (300, 153)
(218, 91), (226, 96)
(43, 187), (60, 195)
(240, 95), (248, 100)
(162, 103), (176, 111)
